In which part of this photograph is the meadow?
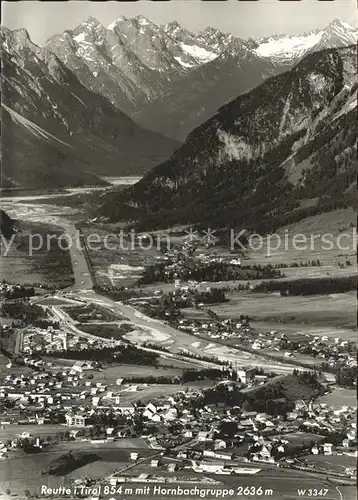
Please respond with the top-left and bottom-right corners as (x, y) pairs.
(209, 291), (357, 333)
(0, 221), (74, 289)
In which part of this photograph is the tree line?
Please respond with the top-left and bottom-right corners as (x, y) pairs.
(254, 275), (357, 296)
(41, 344), (159, 366)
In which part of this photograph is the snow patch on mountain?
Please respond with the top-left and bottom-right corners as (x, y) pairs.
(173, 56), (194, 68)
(279, 95), (292, 137)
(70, 92), (86, 106)
(73, 32), (86, 44)
(308, 72), (328, 94)
(255, 32), (322, 59)
(137, 16), (150, 27)
(180, 43), (217, 63)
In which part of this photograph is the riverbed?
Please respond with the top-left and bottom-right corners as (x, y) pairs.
(0, 177), (140, 285)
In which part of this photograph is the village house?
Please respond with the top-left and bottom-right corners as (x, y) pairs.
(251, 444), (275, 463)
(65, 412), (91, 427)
(311, 445), (319, 455)
(322, 442), (334, 455)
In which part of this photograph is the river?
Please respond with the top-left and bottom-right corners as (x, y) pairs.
(0, 176), (141, 202)
(0, 177), (139, 285)
(0, 181), (336, 380)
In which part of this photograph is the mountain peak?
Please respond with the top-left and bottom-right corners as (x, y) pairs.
(325, 18), (356, 35)
(329, 18), (351, 28)
(134, 15), (152, 27)
(11, 27), (31, 43)
(223, 37), (250, 57)
(202, 26), (220, 35)
(163, 20), (181, 31)
(82, 17), (102, 27)
(107, 16), (127, 30)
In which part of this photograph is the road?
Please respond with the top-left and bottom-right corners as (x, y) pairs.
(48, 303), (236, 371)
(1, 192), (339, 377)
(73, 290), (337, 377)
(63, 224), (94, 291)
(18, 214), (333, 377)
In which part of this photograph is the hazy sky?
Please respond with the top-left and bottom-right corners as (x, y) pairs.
(2, 0), (357, 46)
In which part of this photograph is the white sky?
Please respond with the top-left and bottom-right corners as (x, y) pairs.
(2, 0), (357, 46)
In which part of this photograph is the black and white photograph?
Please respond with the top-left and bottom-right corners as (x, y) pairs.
(0, 0), (357, 498)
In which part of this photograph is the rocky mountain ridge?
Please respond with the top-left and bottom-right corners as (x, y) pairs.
(1, 26), (179, 188)
(43, 16), (357, 134)
(133, 18), (357, 140)
(44, 15), (232, 116)
(101, 46), (357, 233)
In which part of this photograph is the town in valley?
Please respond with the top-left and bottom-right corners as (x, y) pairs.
(0, 1), (357, 499)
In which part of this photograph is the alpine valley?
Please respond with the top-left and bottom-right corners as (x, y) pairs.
(0, 24), (179, 189)
(0, 11), (357, 499)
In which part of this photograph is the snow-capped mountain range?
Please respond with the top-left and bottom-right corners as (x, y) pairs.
(133, 18), (357, 141)
(43, 16), (356, 121)
(253, 19), (357, 63)
(44, 15), (235, 115)
(1, 15), (356, 188)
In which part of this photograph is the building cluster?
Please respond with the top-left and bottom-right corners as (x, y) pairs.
(22, 328), (121, 355)
(175, 319), (357, 371)
(0, 355), (356, 476)
(148, 247), (242, 284)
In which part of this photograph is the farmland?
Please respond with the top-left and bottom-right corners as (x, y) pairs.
(63, 303), (121, 323)
(78, 322), (134, 340)
(96, 363), (183, 383)
(243, 209), (356, 269)
(208, 291), (356, 331)
(0, 439), (151, 497)
(0, 220), (74, 289)
(316, 386), (357, 409)
(80, 226), (161, 288)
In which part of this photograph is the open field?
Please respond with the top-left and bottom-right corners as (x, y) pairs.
(0, 220), (74, 289)
(0, 425), (70, 442)
(78, 322), (134, 339)
(158, 356), (205, 370)
(208, 291), (357, 331)
(243, 208), (356, 267)
(316, 387), (357, 409)
(58, 438), (150, 451)
(63, 303), (121, 323)
(81, 227), (161, 288)
(66, 459), (127, 480)
(279, 432), (326, 450)
(96, 363), (183, 382)
(114, 384), (197, 404)
(301, 454), (357, 474)
(0, 439), (152, 497)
